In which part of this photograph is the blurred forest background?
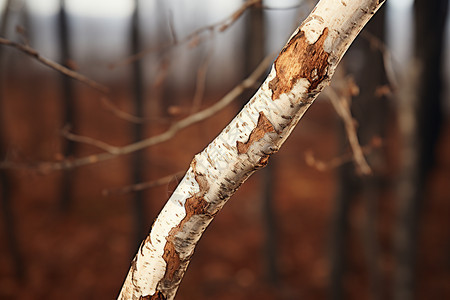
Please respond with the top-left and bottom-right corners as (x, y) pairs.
(0, 0), (449, 299)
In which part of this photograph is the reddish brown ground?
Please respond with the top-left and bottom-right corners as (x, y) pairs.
(0, 73), (449, 300)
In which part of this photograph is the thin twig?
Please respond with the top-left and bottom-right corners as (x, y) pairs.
(324, 84), (372, 175)
(100, 97), (170, 124)
(110, 0), (262, 68)
(168, 9), (178, 44)
(305, 137), (383, 172)
(0, 37), (109, 93)
(0, 36), (148, 125)
(61, 125), (120, 154)
(191, 45), (214, 113)
(218, 0), (261, 32)
(361, 31), (398, 91)
(1, 54), (274, 173)
(103, 171), (185, 196)
(100, 97), (147, 124)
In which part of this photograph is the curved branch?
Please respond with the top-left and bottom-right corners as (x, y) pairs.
(324, 86), (372, 175)
(0, 37), (109, 93)
(0, 55), (273, 173)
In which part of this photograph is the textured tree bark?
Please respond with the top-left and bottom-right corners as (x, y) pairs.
(118, 1), (386, 299)
(242, 0), (280, 286)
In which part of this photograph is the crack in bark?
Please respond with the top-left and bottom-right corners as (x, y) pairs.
(269, 27), (330, 100)
(236, 111), (276, 154)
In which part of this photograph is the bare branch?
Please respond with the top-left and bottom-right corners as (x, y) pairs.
(190, 45), (214, 113)
(324, 82), (372, 175)
(110, 0), (262, 68)
(61, 125), (120, 154)
(0, 36), (152, 125)
(218, 0), (261, 32)
(100, 97), (147, 124)
(0, 54), (273, 173)
(305, 137), (383, 171)
(361, 31), (398, 91)
(167, 9), (178, 44)
(0, 36), (109, 93)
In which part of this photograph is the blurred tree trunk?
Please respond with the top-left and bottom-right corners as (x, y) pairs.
(117, 1), (386, 298)
(156, 0), (176, 115)
(243, 1), (279, 286)
(0, 0), (25, 280)
(330, 6), (387, 300)
(58, 0), (77, 212)
(131, 0), (147, 247)
(394, 0), (449, 299)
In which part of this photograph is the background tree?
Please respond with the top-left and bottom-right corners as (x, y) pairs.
(0, 0), (24, 281)
(394, 0), (449, 299)
(130, 0), (147, 248)
(330, 6), (388, 300)
(242, 0), (280, 286)
(58, 0), (77, 212)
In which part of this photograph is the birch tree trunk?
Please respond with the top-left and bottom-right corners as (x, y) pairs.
(118, 0), (386, 299)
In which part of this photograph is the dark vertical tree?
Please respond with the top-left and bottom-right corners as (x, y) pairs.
(243, 1), (279, 286)
(58, 0), (76, 212)
(0, 0), (25, 281)
(353, 7), (387, 300)
(131, 0), (147, 247)
(330, 6), (387, 300)
(329, 160), (354, 300)
(242, 0), (265, 107)
(394, 0), (449, 299)
(156, 0), (176, 115)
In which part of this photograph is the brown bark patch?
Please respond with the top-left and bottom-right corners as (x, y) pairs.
(237, 111), (275, 154)
(170, 173), (210, 235)
(185, 194), (208, 216)
(140, 291), (166, 300)
(269, 27), (329, 100)
(160, 166), (210, 289)
(162, 241), (181, 281)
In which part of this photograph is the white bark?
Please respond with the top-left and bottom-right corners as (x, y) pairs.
(118, 0), (385, 299)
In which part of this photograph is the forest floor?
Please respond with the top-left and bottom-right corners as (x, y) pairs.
(0, 75), (449, 299)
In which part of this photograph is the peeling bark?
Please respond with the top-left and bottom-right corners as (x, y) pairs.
(236, 111), (276, 154)
(118, 1), (385, 299)
(269, 27), (330, 98)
